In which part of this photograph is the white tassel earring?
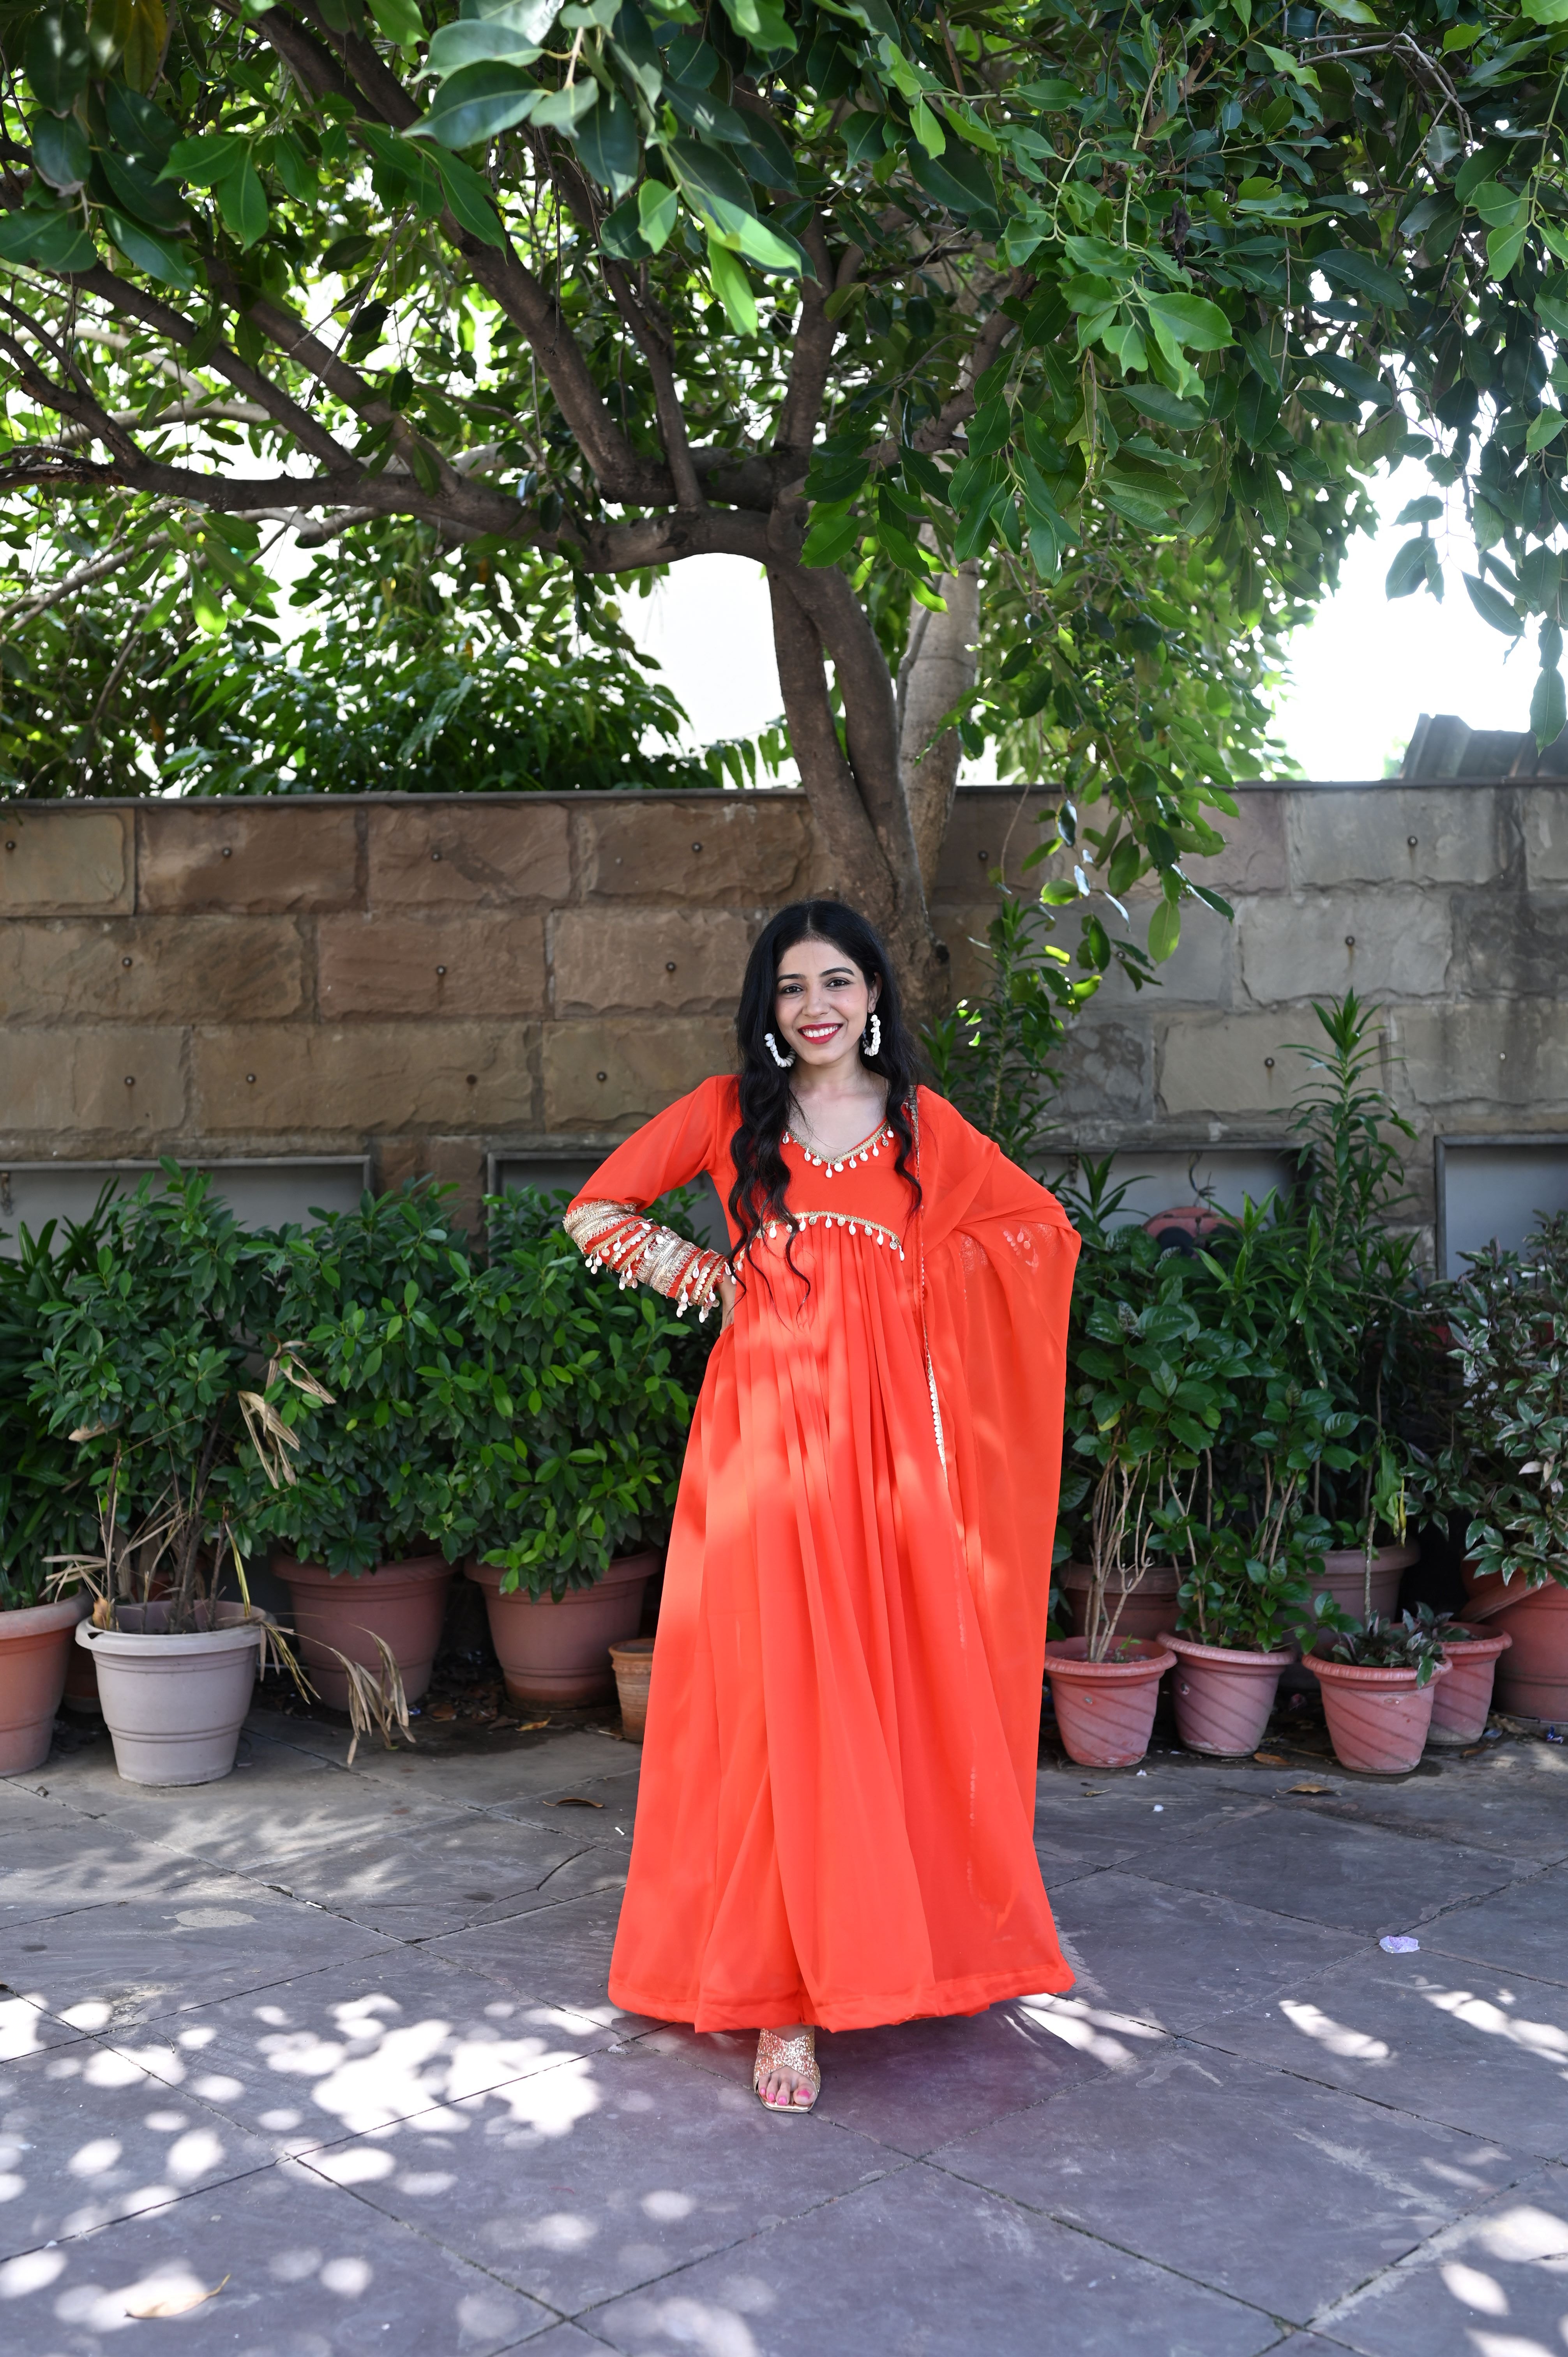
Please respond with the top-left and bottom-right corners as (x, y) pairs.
(765, 1032), (795, 1069)
(862, 1013), (882, 1060)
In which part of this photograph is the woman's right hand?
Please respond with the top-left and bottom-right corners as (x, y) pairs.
(717, 1271), (737, 1332)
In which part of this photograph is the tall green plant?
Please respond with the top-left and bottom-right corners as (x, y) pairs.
(29, 1167), (308, 1627)
(0, 1190), (115, 1605)
(1430, 1215), (1568, 1595)
(924, 887), (1102, 1165)
(426, 1189), (715, 1598)
(260, 1182), (470, 1572)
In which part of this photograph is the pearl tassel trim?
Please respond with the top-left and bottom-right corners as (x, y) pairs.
(563, 1200), (727, 1320)
(782, 1122), (892, 1177)
(762, 1213), (906, 1260)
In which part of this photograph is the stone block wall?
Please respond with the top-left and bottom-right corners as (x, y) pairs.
(2, 781), (1564, 1241)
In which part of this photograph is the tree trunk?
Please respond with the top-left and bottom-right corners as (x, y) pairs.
(897, 559), (980, 898)
(767, 565), (952, 1023)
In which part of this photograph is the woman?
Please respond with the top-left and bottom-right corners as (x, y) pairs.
(563, 901), (1079, 2111)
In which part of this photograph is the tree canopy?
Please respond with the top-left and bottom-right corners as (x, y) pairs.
(0, 0), (1560, 1004)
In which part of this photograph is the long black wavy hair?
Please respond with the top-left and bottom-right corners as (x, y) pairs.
(727, 900), (922, 1277)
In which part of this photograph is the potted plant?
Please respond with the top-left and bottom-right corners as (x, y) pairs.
(1426, 1214), (1568, 1723)
(1271, 997), (1426, 1628)
(30, 1168), (304, 1786)
(1397, 1604), (1515, 1748)
(260, 1184), (464, 1711)
(0, 1200), (111, 1771)
(1312, 1608), (1450, 1776)
(1046, 1219), (1240, 1765)
(1163, 1413), (1338, 1758)
(436, 1187), (714, 1707)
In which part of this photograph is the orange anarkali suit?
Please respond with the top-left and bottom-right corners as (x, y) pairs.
(565, 1075), (1079, 2032)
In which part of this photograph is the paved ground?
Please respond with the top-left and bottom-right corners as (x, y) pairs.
(2, 1705), (1566, 2357)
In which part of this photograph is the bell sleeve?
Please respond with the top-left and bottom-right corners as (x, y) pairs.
(563, 1076), (733, 1322)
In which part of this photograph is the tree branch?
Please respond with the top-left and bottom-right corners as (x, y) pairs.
(67, 266), (351, 468)
(774, 215), (849, 465)
(253, 4), (670, 508)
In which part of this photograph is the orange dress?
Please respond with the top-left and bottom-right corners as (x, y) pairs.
(565, 1076), (1079, 2032)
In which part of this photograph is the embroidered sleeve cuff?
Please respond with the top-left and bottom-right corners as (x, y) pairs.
(563, 1200), (728, 1319)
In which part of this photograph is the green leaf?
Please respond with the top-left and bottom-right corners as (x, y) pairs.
(1463, 573), (1522, 637)
(1394, 495), (1442, 525)
(1385, 536), (1429, 599)
(411, 62), (542, 146)
(907, 142), (999, 230)
(1147, 898), (1181, 962)
(103, 206), (197, 286)
(707, 235), (756, 335)
(164, 132), (250, 187)
(1527, 407), (1568, 455)
(0, 203), (96, 270)
(1118, 383), (1205, 429)
(1143, 291), (1234, 352)
(530, 78), (599, 132)
(214, 157), (268, 248)
(25, 4), (92, 115)
(369, 0), (425, 41)
(800, 503), (862, 566)
(30, 113), (92, 194)
(1487, 221), (1528, 282)
(1317, 247), (1407, 307)
(627, 176), (676, 253)
(1531, 661), (1566, 749)
(1524, 0), (1568, 21)
(430, 149), (507, 245)
(570, 86), (637, 195)
(910, 97), (945, 157)
(426, 18), (543, 69)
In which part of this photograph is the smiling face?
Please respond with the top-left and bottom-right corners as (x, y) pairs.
(773, 935), (880, 1069)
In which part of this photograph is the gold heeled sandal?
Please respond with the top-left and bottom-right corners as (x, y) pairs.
(753, 2027), (820, 2114)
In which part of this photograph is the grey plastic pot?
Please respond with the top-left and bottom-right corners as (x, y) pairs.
(76, 1601), (271, 1786)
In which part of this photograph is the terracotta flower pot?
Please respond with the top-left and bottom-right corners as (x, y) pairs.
(1062, 1562), (1181, 1645)
(1163, 1633), (1293, 1758)
(1043, 1636), (1177, 1768)
(1313, 1652), (1450, 1776)
(1460, 1567), (1568, 1723)
(610, 1636), (656, 1740)
(0, 1594), (91, 1774)
(1281, 1545), (1421, 1697)
(274, 1556), (452, 1712)
(466, 1553), (656, 1706)
(78, 1602), (271, 1786)
(1427, 1627), (1513, 1746)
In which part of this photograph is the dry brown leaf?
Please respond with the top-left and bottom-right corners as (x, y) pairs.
(547, 1795), (604, 1808)
(126, 2274), (229, 2319)
(519, 1718), (549, 1731)
(1288, 1782), (1333, 1795)
(1253, 1751), (1287, 1766)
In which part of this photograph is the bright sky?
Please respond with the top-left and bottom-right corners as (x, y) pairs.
(618, 458), (1533, 782)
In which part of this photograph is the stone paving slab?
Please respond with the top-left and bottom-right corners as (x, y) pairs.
(1307, 2161), (1568, 2356)
(0, 2038), (274, 2250)
(1132, 1801), (1524, 1937)
(297, 2039), (891, 2315)
(2, 1870), (398, 2034)
(427, 1886), (652, 2027)
(1418, 1862), (1568, 1988)
(1047, 1868), (1366, 2031)
(0, 1825), (255, 1934)
(932, 2046), (1515, 2325)
(1187, 1949), (1568, 2160)
(4, 1710), (1565, 2354)
(584, 2151), (1281, 2357)
(99, 1951), (617, 2153)
(0, 2142), (553, 2353)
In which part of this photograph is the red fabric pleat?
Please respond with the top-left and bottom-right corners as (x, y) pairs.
(568, 1077), (1079, 2031)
